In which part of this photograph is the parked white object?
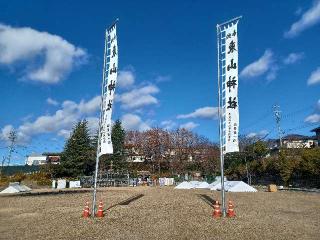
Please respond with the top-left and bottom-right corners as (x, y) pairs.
(159, 178), (165, 187)
(57, 179), (67, 189)
(164, 178), (174, 186)
(69, 180), (81, 188)
(52, 180), (56, 189)
(211, 181), (257, 192)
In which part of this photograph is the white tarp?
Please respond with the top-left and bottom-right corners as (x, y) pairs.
(0, 182), (31, 194)
(189, 181), (200, 187)
(208, 177), (227, 189)
(195, 182), (210, 189)
(221, 21), (240, 154)
(98, 22), (118, 156)
(0, 186), (21, 194)
(175, 181), (194, 189)
(211, 181), (257, 192)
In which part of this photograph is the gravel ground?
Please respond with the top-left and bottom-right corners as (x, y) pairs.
(0, 187), (319, 240)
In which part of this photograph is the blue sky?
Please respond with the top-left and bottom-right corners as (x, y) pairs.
(0, 0), (320, 164)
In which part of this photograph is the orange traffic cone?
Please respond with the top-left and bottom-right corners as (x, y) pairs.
(82, 202), (90, 218)
(227, 200), (236, 217)
(213, 200), (222, 218)
(96, 200), (104, 218)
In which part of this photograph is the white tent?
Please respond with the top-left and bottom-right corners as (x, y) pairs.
(195, 182), (210, 189)
(175, 181), (194, 189)
(189, 181), (200, 188)
(210, 181), (257, 192)
(208, 177), (227, 189)
(208, 179), (221, 189)
(0, 182), (31, 194)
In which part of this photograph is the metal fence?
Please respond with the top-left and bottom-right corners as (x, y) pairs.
(80, 171), (130, 188)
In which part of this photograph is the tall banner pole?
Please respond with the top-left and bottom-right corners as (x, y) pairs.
(216, 24), (226, 217)
(92, 19), (119, 217)
(217, 16), (241, 217)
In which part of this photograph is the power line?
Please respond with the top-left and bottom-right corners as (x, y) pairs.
(240, 103), (316, 135)
(281, 104), (314, 120)
(283, 122), (319, 135)
(273, 105), (283, 147)
(240, 109), (273, 133)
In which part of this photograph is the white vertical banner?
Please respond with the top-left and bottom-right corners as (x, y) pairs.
(98, 22), (118, 156)
(222, 21), (239, 154)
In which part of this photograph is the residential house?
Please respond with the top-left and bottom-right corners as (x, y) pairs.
(25, 154), (47, 166)
(311, 126), (320, 146)
(282, 134), (317, 149)
(124, 144), (147, 163)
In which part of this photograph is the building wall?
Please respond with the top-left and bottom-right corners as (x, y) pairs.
(316, 132), (320, 146)
(47, 155), (61, 164)
(283, 140), (315, 149)
(26, 156), (47, 166)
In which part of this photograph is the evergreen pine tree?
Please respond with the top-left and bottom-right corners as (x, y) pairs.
(101, 120), (126, 171)
(59, 120), (95, 177)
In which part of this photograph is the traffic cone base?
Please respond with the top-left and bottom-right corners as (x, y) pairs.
(227, 200), (236, 218)
(82, 202), (90, 218)
(213, 201), (222, 218)
(96, 201), (104, 218)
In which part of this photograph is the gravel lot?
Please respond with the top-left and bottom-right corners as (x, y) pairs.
(0, 187), (319, 240)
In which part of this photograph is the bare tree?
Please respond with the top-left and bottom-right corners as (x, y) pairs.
(125, 127), (219, 177)
(0, 129), (17, 176)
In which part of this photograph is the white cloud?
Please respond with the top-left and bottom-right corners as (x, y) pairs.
(86, 117), (99, 135)
(177, 106), (219, 119)
(247, 130), (269, 139)
(0, 95), (101, 143)
(121, 113), (150, 131)
(240, 50), (275, 79)
(307, 67), (320, 85)
(161, 120), (177, 130)
(46, 97), (59, 106)
(117, 70), (135, 88)
(56, 117), (99, 138)
(305, 99), (320, 123)
(21, 114), (33, 122)
(116, 85), (159, 110)
(0, 125), (14, 142)
(284, 1), (320, 38)
(283, 52), (304, 65)
(0, 23), (86, 84)
(155, 75), (171, 83)
(57, 129), (71, 138)
(305, 114), (320, 123)
(78, 96), (101, 114)
(266, 66), (279, 81)
(179, 121), (199, 130)
(0, 124), (29, 144)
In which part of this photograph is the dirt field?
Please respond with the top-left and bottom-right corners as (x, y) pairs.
(0, 187), (319, 240)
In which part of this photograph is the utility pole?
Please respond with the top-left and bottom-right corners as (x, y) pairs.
(0, 130), (17, 176)
(273, 105), (283, 148)
(244, 154), (250, 184)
